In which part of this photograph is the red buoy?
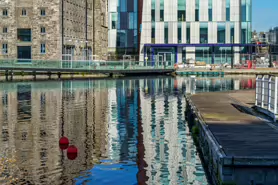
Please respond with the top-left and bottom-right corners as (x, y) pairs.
(59, 137), (69, 150)
(67, 145), (78, 160)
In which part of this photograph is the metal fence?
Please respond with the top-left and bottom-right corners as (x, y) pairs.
(0, 59), (175, 70)
(255, 74), (278, 121)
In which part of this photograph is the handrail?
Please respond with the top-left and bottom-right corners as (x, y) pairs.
(255, 74), (278, 121)
(0, 59), (175, 71)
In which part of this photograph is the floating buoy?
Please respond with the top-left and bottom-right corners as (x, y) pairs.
(67, 145), (78, 160)
(59, 137), (69, 150)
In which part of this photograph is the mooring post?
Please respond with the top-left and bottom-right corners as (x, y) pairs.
(47, 71), (52, 79)
(10, 70), (13, 81)
(5, 70), (8, 80)
(58, 72), (61, 79)
(32, 71), (36, 80)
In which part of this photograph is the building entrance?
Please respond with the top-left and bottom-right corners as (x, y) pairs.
(17, 46), (31, 63)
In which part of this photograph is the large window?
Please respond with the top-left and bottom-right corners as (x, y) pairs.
(164, 22), (168, 44)
(200, 23), (208, 44)
(226, 0), (230, 21)
(160, 0), (164, 21)
(17, 29), (31, 42)
(151, 23), (155, 44)
(178, 23), (182, 43)
(217, 23), (225, 43)
(177, 0), (186, 21)
(241, 22), (247, 44)
(208, 0), (212, 21)
(186, 23), (190, 43)
(151, 0), (155, 22)
(241, 0), (250, 22)
(230, 22), (235, 43)
(195, 0), (199, 21)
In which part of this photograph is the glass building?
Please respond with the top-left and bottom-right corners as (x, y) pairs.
(108, 0), (139, 57)
(269, 27), (278, 56)
(139, 0), (252, 65)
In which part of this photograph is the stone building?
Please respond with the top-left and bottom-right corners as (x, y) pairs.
(0, 0), (108, 61)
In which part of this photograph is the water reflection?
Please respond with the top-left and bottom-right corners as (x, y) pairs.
(0, 76), (255, 185)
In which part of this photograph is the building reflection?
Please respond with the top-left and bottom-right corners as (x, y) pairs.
(138, 78), (206, 184)
(0, 81), (109, 185)
(0, 76), (255, 184)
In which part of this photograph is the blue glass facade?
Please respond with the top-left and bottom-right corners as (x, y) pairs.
(109, 0), (138, 55)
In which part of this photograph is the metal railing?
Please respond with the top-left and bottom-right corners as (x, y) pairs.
(0, 59), (175, 71)
(255, 74), (278, 121)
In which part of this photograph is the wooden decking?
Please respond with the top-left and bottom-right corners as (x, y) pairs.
(190, 90), (278, 157)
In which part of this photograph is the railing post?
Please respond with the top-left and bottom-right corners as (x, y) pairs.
(274, 77), (278, 114)
(268, 76), (272, 111)
(261, 75), (265, 108)
(255, 75), (259, 106)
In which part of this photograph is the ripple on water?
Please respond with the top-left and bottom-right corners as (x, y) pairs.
(0, 77), (256, 184)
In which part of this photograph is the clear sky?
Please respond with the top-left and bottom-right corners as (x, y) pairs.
(253, 0), (278, 32)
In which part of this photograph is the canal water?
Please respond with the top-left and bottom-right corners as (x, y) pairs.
(0, 76), (255, 185)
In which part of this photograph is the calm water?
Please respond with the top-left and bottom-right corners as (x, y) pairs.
(0, 76), (255, 185)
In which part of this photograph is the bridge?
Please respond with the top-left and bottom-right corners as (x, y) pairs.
(0, 59), (175, 77)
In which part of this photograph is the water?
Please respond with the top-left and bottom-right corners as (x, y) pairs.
(0, 76), (255, 185)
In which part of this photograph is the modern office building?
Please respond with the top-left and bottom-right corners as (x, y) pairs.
(109, 0), (252, 64)
(0, 0), (108, 61)
(269, 27), (278, 56)
(108, 0), (139, 58)
(140, 0), (252, 64)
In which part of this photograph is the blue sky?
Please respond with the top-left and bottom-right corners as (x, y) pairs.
(253, 0), (278, 31)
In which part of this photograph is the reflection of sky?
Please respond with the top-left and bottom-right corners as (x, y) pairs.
(75, 160), (138, 185)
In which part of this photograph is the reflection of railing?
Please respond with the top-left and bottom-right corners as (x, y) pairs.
(255, 74), (278, 121)
(0, 59), (175, 71)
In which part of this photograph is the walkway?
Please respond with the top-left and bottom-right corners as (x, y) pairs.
(0, 60), (175, 75)
(186, 90), (278, 184)
(190, 90), (278, 157)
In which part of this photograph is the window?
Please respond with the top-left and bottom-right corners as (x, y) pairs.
(17, 29), (32, 42)
(164, 22), (168, 44)
(186, 23), (190, 43)
(41, 43), (46, 54)
(111, 13), (117, 29)
(151, 23), (155, 43)
(178, 23), (182, 43)
(217, 23), (226, 43)
(195, 0), (199, 21)
(230, 23), (235, 43)
(40, 8), (46, 16)
(2, 44), (8, 54)
(41, 27), (46, 34)
(226, 0), (230, 21)
(3, 27), (7, 33)
(22, 9), (27, 16)
(151, 0), (155, 21)
(208, 0), (213, 21)
(200, 23), (208, 43)
(177, 0), (186, 21)
(2, 9), (8, 16)
(160, 0), (164, 21)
